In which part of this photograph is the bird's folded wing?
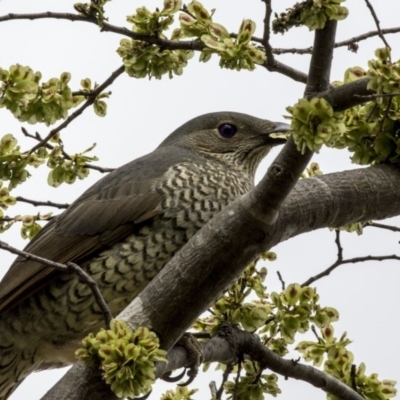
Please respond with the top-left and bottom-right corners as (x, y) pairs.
(0, 147), (190, 313)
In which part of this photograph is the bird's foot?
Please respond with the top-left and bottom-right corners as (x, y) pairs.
(161, 333), (204, 386)
(177, 332), (204, 386)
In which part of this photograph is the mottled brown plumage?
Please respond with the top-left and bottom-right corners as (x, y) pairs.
(0, 112), (288, 398)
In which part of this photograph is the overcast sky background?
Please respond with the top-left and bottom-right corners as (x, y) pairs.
(0, 1), (399, 399)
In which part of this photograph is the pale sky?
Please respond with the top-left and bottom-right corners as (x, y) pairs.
(0, 1), (399, 399)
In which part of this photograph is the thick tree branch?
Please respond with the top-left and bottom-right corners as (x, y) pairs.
(44, 159), (400, 400)
(305, 20), (337, 96)
(41, 19), (395, 400)
(157, 324), (364, 400)
(319, 77), (373, 110)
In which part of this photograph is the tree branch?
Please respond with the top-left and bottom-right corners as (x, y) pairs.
(0, 11), (307, 83)
(273, 26), (400, 55)
(42, 162), (400, 399)
(318, 77), (374, 111)
(262, 58), (308, 83)
(364, 0), (391, 51)
(21, 127), (114, 173)
(367, 221), (400, 232)
(302, 254), (400, 287)
(44, 324), (365, 400)
(15, 196), (69, 209)
(261, 0), (275, 66)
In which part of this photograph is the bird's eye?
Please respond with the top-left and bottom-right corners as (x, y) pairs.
(218, 124), (237, 138)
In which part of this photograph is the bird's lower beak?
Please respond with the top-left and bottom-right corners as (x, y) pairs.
(265, 122), (291, 145)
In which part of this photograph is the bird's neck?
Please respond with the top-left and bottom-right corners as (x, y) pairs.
(197, 147), (272, 182)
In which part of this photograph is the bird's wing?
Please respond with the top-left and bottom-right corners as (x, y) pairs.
(0, 147), (191, 312)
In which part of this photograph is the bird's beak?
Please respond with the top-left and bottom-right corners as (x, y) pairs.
(265, 122), (291, 145)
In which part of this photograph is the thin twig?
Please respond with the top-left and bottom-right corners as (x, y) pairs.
(66, 261), (113, 327)
(261, 0), (275, 66)
(0, 240), (113, 327)
(0, 213), (54, 223)
(209, 381), (217, 399)
(311, 325), (322, 342)
(378, 96), (392, 134)
(0, 216), (16, 223)
(273, 26), (400, 55)
(0, 12), (308, 83)
(27, 65), (125, 155)
(233, 358), (242, 400)
(354, 92), (400, 100)
(364, 0), (391, 52)
(334, 230), (343, 261)
(366, 222), (400, 232)
(16, 196), (70, 209)
(216, 363), (234, 399)
(276, 270), (285, 291)
(179, 6), (196, 20)
(22, 125), (114, 174)
(302, 254), (400, 287)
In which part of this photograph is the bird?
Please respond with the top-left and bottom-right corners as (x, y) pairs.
(0, 111), (289, 399)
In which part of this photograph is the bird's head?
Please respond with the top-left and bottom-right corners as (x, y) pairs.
(159, 111), (289, 177)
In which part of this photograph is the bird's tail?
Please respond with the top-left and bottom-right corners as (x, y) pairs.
(0, 340), (35, 399)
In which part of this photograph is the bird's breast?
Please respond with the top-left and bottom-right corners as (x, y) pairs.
(157, 160), (254, 230)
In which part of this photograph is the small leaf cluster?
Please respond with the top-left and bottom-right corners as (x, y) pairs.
(127, 1), (181, 36)
(0, 135), (51, 237)
(17, 213), (52, 240)
(47, 142), (98, 187)
(301, 161), (323, 178)
(118, 0), (194, 79)
(286, 98), (346, 154)
(287, 48), (400, 164)
(118, 40), (193, 79)
(224, 361), (280, 399)
(193, 261), (273, 334)
(74, 0), (111, 26)
(174, 2), (265, 71)
(194, 257), (396, 398)
(331, 222), (365, 235)
(118, 0), (264, 78)
(0, 180), (16, 233)
(194, 261), (338, 353)
(0, 131), (97, 192)
(264, 284), (339, 345)
(297, 327), (397, 400)
(161, 386), (198, 400)
(80, 78), (109, 117)
(0, 133), (33, 190)
(76, 320), (166, 399)
(0, 65), (85, 126)
(341, 48), (400, 165)
(273, 0), (348, 33)
(342, 363), (397, 400)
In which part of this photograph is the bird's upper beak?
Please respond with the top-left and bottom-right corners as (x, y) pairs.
(264, 122), (291, 145)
